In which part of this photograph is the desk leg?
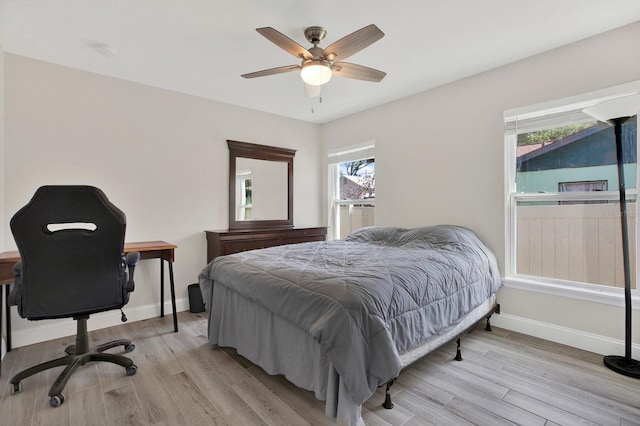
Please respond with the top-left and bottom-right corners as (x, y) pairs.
(1, 285), (3, 376)
(159, 259), (178, 332)
(1, 285), (9, 376)
(169, 262), (178, 332)
(5, 286), (9, 351)
(160, 260), (165, 318)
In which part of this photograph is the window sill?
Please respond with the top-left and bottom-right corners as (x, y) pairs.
(502, 276), (640, 311)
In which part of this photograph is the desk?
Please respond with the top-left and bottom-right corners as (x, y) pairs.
(0, 240), (178, 367)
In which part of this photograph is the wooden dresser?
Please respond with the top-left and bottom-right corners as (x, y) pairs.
(205, 227), (328, 263)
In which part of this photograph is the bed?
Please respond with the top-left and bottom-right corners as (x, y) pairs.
(198, 225), (502, 425)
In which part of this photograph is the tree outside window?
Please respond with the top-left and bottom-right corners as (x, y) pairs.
(339, 159), (375, 200)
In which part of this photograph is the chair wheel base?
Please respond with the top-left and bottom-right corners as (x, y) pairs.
(50, 394), (65, 407)
(8, 317), (136, 407)
(64, 345), (76, 356)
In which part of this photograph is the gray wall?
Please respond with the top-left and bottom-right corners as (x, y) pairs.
(0, 45), (5, 357)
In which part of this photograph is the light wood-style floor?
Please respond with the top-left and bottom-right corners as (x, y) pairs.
(1, 311), (639, 425)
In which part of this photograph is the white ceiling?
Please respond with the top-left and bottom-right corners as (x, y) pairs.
(1, 1), (640, 124)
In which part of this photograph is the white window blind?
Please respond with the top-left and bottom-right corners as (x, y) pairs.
(327, 144), (374, 164)
(505, 90), (640, 135)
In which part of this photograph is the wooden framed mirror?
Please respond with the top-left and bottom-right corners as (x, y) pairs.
(228, 140), (295, 230)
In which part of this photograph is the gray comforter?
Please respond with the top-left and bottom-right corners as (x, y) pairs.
(199, 225), (502, 405)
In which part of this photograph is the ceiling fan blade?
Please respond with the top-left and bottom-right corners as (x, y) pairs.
(241, 65), (300, 79)
(332, 62), (386, 82)
(322, 24), (384, 62)
(256, 27), (312, 60)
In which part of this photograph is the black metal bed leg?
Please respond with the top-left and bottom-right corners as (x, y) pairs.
(485, 303), (501, 332)
(454, 337), (463, 361)
(382, 379), (395, 409)
(485, 315), (493, 332)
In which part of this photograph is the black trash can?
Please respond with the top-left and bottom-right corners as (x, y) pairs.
(188, 283), (205, 313)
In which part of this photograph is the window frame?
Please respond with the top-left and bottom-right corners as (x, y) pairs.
(504, 81), (640, 308)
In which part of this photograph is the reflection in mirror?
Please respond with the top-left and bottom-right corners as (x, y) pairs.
(228, 140), (296, 230)
(236, 158), (288, 221)
(236, 168), (252, 220)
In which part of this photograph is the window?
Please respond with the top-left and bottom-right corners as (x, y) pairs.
(236, 171), (252, 220)
(505, 86), (639, 300)
(328, 144), (375, 239)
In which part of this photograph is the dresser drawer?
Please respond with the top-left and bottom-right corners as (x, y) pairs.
(222, 238), (280, 255)
(281, 228), (327, 239)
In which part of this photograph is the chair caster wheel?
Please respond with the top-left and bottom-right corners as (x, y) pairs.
(126, 365), (137, 376)
(50, 394), (65, 407)
(11, 382), (22, 394)
(125, 343), (135, 353)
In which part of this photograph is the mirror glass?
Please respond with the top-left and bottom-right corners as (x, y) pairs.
(235, 158), (288, 221)
(228, 140), (295, 230)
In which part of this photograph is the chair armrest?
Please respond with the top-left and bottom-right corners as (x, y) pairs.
(125, 251), (140, 292)
(8, 261), (22, 307)
(126, 251), (140, 267)
(12, 260), (22, 277)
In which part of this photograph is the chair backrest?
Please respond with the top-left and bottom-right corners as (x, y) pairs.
(10, 185), (128, 320)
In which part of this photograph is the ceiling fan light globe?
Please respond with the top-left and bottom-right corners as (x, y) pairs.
(304, 83), (322, 98)
(301, 61), (332, 85)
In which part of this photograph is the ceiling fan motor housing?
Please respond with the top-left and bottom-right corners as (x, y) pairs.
(306, 46), (327, 62)
(304, 26), (327, 44)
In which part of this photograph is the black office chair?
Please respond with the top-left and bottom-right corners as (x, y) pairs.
(7, 185), (140, 407)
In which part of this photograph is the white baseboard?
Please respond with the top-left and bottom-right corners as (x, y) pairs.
(9, 301), (637, 361)
(10, 297), (190, 349)
(491, 312), (640, 359)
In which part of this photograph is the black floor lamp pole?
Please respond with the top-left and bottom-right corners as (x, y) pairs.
(603, 116), (640, 378)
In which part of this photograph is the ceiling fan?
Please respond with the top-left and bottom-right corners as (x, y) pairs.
(241, 24), (386, 94)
